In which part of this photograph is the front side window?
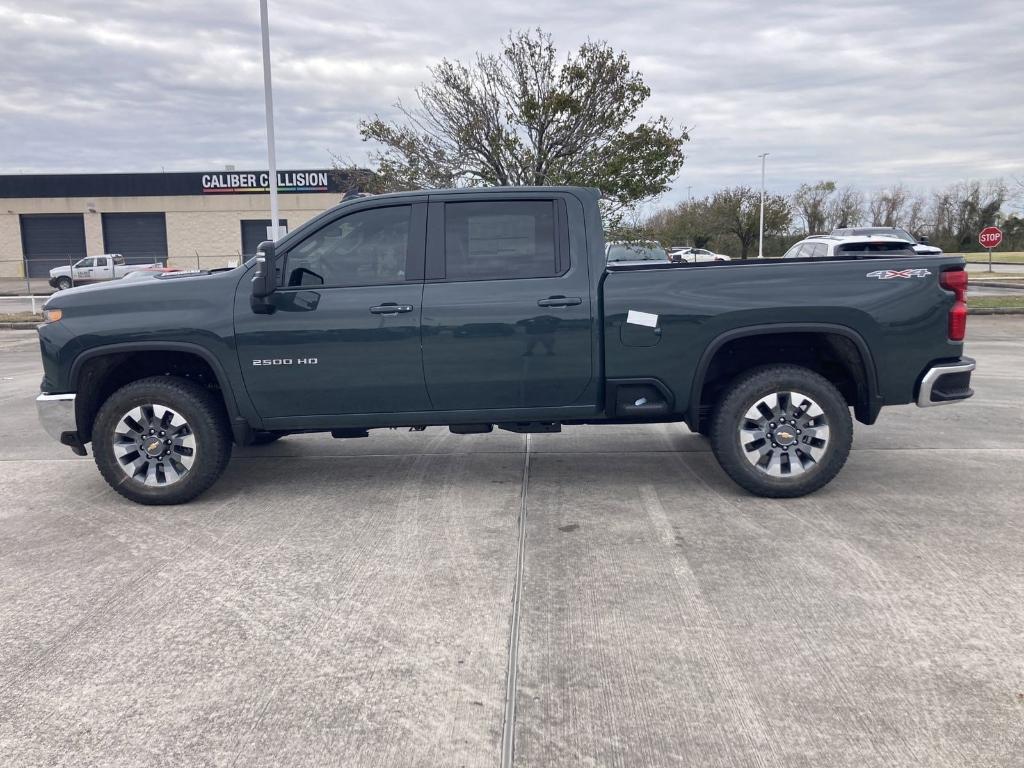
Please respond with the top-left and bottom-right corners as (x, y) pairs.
(284, 205), (410, 287)
(444, 201), (562, 280)
(77, 258), (96, 268)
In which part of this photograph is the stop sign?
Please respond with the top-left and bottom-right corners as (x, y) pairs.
(979, 226), (1003, 249)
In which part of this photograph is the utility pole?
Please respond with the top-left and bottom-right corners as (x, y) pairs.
(758, 153), (769, 258)
(687, 185), (693, 201)
(259, 0), (280, 240)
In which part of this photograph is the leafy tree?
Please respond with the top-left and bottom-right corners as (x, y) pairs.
(709, 186), (792, 259)
(644, 198), (716, 249)
(357, 29), (689, 219)
(792, 180), (836, 234)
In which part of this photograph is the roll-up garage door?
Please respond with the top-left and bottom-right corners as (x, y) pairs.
(241, 219), (288, 258)
(20, 214), (87, 277)
(102, 212), (168, 265)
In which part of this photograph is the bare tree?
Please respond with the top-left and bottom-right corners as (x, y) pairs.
(868, 184), (910, 226)
(827, 186), (865, 229)
(930, 180), (1007, 251)
(791, 181), (836, 233)
(356, 29), (689, 220)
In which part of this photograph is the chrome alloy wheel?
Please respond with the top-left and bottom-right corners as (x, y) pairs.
(112, 404), (196, 486)
(738, 390), (830, 477)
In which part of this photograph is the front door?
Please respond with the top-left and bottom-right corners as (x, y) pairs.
(235, 200), (430, 420)
(420, 195), (595, 411)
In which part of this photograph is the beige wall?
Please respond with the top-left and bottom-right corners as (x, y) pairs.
(0, 192), (337, 277)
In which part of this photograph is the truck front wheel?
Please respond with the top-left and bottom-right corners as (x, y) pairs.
(710, 365), (853, 498)
(55, 276), (72, 291)
(92, 376), (232, 505)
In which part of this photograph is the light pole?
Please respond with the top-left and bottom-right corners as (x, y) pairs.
(757, 153), (769, 259)
(259, 0), (280, 241)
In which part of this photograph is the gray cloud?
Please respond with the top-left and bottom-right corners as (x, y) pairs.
(1, 0), (1022, 207)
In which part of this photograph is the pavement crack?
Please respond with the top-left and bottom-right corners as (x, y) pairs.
(501, 433), (531, 768)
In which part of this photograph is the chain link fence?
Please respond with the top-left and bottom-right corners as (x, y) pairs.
(0, 253), (245, 298)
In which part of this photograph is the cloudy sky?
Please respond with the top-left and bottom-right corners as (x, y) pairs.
(2, 0), (1022, 207)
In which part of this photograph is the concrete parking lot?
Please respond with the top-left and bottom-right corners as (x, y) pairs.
(1, 319), (1022, 767)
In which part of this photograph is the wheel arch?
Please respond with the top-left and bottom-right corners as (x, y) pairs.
(69, 342), (249, 444)
(687, 323), (881, 430)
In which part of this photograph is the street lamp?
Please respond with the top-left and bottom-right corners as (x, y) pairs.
(758, 153), (769, 259)
(259, 0), (280, 241)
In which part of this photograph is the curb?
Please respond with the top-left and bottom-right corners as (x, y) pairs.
(970, 281), (1024, 290)
(969, 307), (1024, 315)
(0, 322), (39, 330)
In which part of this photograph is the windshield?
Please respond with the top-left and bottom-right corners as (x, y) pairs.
(606, 243), (668, 262)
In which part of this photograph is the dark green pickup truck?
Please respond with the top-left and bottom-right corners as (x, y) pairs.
(36, 186), (974, 504)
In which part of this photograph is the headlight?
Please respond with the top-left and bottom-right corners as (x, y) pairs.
(43, 308), (63, 323)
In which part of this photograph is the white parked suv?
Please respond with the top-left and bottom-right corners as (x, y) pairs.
(832, 226), (942, 255)
(782, 235), (919, 259)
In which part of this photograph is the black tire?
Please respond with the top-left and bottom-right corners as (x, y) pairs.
(55, 277), (72, 291)
(93, 376), (232, 505)
(709, 364), (853, 498)
(248, 431), (285, 446)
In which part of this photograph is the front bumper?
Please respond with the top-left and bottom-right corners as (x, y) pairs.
(916, 358), (975, 407)
(36, 393), (86, 455)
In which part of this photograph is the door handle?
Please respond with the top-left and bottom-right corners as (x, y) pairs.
(537, 296), (582, 307)
(369, 303), (414, 315)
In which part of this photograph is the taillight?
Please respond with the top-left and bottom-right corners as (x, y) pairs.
(940, 269), (968, 341)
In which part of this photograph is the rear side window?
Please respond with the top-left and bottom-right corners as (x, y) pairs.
(836, 241), (914, 255)
(444, 201), (563, 280)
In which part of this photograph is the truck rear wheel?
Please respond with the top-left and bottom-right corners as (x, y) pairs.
(92, 376), (232, 505)
(709, 365), (852, 498)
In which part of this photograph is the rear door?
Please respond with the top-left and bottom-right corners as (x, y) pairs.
(420, 193), (595, 411)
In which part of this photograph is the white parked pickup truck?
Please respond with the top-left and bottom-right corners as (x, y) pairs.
(48, 254), (153, 290)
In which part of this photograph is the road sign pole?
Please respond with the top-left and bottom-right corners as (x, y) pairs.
(988, 247), (992, 273)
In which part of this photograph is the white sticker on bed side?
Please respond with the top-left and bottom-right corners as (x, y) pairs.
(626, 310), (659, 328)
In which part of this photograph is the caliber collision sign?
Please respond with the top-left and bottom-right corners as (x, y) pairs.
(978, 226), (1003, 249)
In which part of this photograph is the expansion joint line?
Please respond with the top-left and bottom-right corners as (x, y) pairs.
(501, 433), (531, 768)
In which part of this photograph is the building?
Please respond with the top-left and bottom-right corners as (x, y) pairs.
(0, 169), (352, 278)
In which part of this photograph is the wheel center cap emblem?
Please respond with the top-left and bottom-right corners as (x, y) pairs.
(144, 438), (163, 457)
(775, 429), (796, 446)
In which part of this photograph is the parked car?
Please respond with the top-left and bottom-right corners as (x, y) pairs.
(36, 186), (974, 505)
(782, 235), (918, 259)
(669, 247), (731, 263)
(48, 254), (154, 290)
(832, 226), (942, 255)
(606, 241), (670, 266)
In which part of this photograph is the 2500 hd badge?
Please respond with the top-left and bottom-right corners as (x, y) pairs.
(252, 358), (319, 366)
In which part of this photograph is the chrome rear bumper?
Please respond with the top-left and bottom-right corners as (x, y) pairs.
(917, 359), (975, 407)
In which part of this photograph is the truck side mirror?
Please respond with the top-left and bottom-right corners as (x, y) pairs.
(918, 235), (929, 244)
(250, 241), (277, 313)
(251, 241), (277, 298)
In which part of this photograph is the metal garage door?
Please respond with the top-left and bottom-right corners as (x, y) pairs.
(20, 214), (87, 277)
(241, 219), (288, 258)
(102, 212), (168, 265)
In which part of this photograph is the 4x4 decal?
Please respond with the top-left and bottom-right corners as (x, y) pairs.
(866, 268), (932, 279)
